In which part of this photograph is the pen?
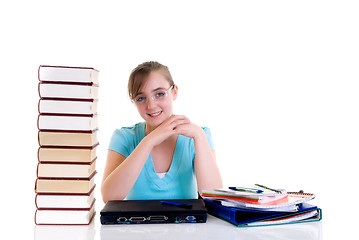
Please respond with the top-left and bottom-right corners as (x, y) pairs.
(229, 187), (264, 193)
(254, 184), (282, 193)
(160, 201), (192, 209)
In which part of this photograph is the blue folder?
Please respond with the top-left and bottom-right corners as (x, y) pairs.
(204, 199), (322, 227)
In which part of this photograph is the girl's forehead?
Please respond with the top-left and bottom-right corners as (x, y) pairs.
(139, 72), (170, 92)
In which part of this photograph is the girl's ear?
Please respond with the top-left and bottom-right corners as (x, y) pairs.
(172, 85), (179, 101)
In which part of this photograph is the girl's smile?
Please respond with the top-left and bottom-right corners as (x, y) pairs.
(148, 110), (163, 117)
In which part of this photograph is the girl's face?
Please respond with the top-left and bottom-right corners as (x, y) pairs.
(134, 71), (177, 132)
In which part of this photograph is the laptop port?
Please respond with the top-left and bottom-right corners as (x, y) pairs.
(117, 217), (127, 222)
(147, 216), (168, 221)
(185, 216), (196, 221)
(129, 217), (146, 222)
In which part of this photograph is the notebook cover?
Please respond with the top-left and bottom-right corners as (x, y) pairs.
(204, 199), (321, 227)
(100, 199), (207, 225)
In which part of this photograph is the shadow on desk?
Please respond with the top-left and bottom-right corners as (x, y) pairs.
(33, 215), (322, 240)
(100, 215), (323, 240)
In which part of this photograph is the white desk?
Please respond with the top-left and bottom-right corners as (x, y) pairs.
(34, 215), (322, 240)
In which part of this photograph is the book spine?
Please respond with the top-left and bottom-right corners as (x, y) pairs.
(35, 194), (39, 209)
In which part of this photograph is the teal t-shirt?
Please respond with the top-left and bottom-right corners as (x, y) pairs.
(108, 122), (215, 200)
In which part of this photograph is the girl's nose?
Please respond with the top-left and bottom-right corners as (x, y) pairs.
(146, 97), (156, 109)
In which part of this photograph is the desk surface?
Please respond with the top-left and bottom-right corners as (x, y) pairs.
(34, 214), (323, 240)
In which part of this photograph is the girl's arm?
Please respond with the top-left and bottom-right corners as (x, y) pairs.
(101, 136), (154, 203)
(193, 130), (223, 194)
(101, 115), (190, 203)
(175, 123), (223, 194)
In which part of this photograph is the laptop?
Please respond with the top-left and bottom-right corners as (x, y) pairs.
(100, 199), (207, 225)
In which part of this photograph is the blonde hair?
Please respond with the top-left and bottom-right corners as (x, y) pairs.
(128, 61), (174, 100)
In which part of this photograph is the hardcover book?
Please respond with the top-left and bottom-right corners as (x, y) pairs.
(35, 172), (96, 194)
(39, 83), (99, 99)
(38, 130), (98, 147)
(37, 160), (96, 178)
(38, 65), (99, 84)
(39, 98), (98, 115)
(38, 114), (98, 131)
(35, 200), (96, 225)
(38, 145), (98, 163)
(36, 186), (95, 209)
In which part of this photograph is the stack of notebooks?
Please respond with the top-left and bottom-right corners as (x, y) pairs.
(203, 184), (322, 227)
(35, 65), (99, 225)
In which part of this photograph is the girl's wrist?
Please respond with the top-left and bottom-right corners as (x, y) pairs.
(193, 126), (206, 142)
(142, 134), (156, 150)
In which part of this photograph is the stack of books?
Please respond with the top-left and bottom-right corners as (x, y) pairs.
(35, 65), (99, 225)
(203, 184), (322, 227)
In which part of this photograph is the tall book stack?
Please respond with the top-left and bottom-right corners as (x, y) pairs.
(35, 65), (99, 225)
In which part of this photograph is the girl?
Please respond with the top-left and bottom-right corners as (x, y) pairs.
(101, 61), (222, 202)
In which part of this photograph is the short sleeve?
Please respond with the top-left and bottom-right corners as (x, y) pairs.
(202, 127), (215, 150)
(108, 128), (131, 157)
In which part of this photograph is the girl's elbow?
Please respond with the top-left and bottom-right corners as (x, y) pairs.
(101, 187), (125, 203)
(101, 184), (113, 203)
(101, 187), (109, 203)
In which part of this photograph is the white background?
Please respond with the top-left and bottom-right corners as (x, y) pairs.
(1, 0), (358, 238)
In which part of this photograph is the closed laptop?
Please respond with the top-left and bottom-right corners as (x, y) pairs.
(100, 199), (207, 225)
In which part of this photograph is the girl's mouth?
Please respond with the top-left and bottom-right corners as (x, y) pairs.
(148, 111), (162, 117)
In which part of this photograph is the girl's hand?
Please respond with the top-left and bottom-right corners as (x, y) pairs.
(174, 121), (204, 140)
(146, 115), (190, 147)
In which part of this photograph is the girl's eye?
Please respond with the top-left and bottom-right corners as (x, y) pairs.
(136, 96), (146, 102)
(155, 91), (165, 98)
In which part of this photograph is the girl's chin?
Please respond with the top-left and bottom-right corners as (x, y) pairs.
(146, 118), (164, 128)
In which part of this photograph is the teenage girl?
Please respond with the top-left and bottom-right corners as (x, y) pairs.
(101, 61), (222, 202)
